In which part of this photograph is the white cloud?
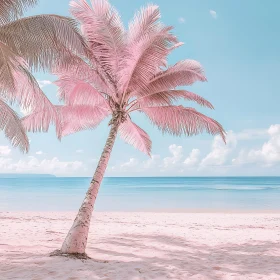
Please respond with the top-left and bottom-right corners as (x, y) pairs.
(105, 124), (280, 176)
(235, 129), (268, 140)
(76, 149), (84, 153)
(1, 123), (270, 177)
(233, 125), (280, 166)
(200, 131), (236, 167)
(143, 154), (160, 169)
(178, 17), (185, 23)
(210, 10), (217, 19)
(163, 144), (183, 168)
(0, 156), (84, 176)
(184, 149), (200, 167)
(109, 125), (280, 175)
(0, 157), (12, 168)
(38, 80), (52, 88)
(120, 158), (139, 170)
(0, 146), (11, 156)
(109, 155), (160, 174)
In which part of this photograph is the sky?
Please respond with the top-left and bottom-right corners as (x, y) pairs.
(0, 0), (280, 177)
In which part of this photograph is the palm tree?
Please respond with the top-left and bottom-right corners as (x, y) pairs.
(0, 0), (86, 151)
(23, 0), (226, 257)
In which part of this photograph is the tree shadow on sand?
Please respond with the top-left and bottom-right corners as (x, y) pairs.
(91, 234), (280, 279)
(2, 234), (280, 280)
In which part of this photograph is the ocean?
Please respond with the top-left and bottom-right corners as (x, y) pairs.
(0, 177), (280, 211)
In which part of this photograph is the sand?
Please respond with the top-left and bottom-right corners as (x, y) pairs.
(1, 212), (280, 280)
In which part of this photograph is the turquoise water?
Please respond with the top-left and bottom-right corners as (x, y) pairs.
(0, 177), (280, 211)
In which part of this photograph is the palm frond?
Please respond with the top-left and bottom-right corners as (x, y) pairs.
(142, 105), (226, 141)
(0, 41), (26, 92)
(122, 4), (183, 93)
(139, 60), (207, 96)
(127, 4), (160, 45)
(0, 98), (29, 152)
(118, 4), (184, 95)
(119, 18), (178, 96)
(118, 3), (163, 96)
(168, 42), (184, 53)
(0, 42), (55, 112)
(119, 118), (151, 155)
(136, 90), (214, 108)
(70, 0), (125, 83)
(58, 104), (111, 138)
(55, 77), (109, 107)
(53, 53), (114, 97)
(0, 15), (87, 71)
(0, 0), (37, 25)
(21, 105), (60, 136)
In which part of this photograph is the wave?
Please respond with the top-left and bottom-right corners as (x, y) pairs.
(109, 184), (280, 191)
(213, 186), (268, 190)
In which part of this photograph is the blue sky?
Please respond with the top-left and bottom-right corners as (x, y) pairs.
(0, 0), (280, 176)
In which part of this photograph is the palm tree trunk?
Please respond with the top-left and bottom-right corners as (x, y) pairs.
(60, 120), (120, 255)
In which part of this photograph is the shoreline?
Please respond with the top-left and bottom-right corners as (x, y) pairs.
(2, 208), (280, 213)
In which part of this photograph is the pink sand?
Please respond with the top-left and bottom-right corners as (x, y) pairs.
(1, 212), (280, 279)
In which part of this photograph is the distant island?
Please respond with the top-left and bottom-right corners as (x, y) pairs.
(0, 174), (56, 178)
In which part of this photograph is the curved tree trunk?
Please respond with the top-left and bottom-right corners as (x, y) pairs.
(60, 120), (120, 255)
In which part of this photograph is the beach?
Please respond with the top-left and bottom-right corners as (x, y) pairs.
(1, 211), (280, 280)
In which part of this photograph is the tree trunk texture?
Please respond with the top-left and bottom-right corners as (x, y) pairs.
(60, 120), (120, 254)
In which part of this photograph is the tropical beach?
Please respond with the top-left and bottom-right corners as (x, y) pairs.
(1, 0), (280, 279)
(1, 177), (280, 279)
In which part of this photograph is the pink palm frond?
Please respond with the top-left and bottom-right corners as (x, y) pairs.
(53, 55), (112, 96)
(0, 0), (37, 24)
(127, 4), (160, 44)
(70, 0), (125, 82)
(119, 27), (178, 96)
(168, 42), (184, 53)
(55, 77), (109, 107)
(139, 60), (207, 97)
(22, 105), (59, 136)
(0, 42), (55, 113)
(0, 99), (29, 152)
(0, 41), (26, 91)
(119, 4), (178, 95)
(58, 105), (110, 138)
(0, 15), (87, 71)
(0, 0), (88, 151)
(119, 118), (151, 155)
(12, 70), (54, 112)
(142, 105), (226, 142)
(136, 90), (214, 109)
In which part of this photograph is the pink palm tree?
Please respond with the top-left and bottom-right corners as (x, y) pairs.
(0, 0), (86, 151)
(23, 0), (226, 257)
